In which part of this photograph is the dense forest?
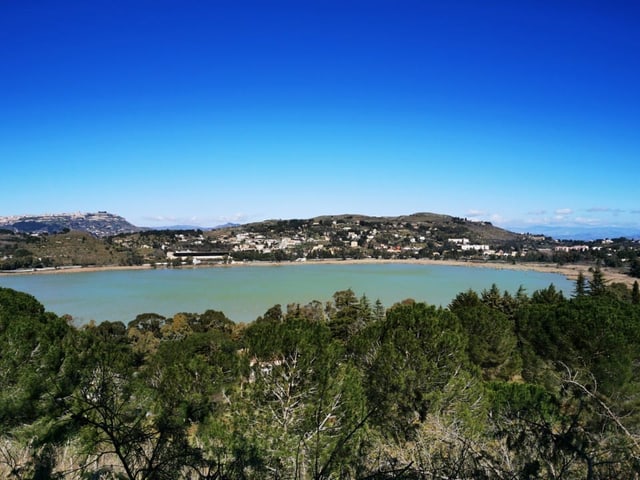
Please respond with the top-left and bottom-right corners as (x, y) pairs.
(2, 272), (640, 479)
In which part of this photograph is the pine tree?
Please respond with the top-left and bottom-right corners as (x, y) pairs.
(373, 298), (386, 322)
(630, 258), (640, 278)
(588, 266), (607, 296)
(632, 281), (640, 305)
(574, 271), (587, 297)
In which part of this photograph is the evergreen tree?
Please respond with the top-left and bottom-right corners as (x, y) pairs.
(0, 288), (75, 477)
(328, 289), (362, 342)
(530, 284), (565, 304)
(364, 302), (468, 438)
(481, 283), (502, 309)
(630, 258), (640, 278)
(454, 304), (519, 379)
(574, 271), (587, 297)
(373, 299), (385, 322)
(588, 266), (607, 296)
(449, 288), (481, 310)
(4, 280), (640, 479)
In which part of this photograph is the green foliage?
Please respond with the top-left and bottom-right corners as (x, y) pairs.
(448, 288), (481, 310)
(145, 330), (244, 423)
(3, 284), (640, 478)
(489, 381), (558, 420)
(574, 270), (587, 297)
(452, 303), (519, 379)
(214, 312), (369, 478)
(517, 294), (640, 395)
(256, 303), (284, 323)
(127, 312), (166, 335)
(589, 265), (608, 296)
(362, 302), (468, 438)
(0, 288), (73, 430)
(245, 314), (333, 363)
(328, 289), (374, 342)
(630, 257), (640, 278)
(530, 283), (565, 304)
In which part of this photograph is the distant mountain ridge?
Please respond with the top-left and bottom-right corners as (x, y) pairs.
(0, 211), (525, 241)
(149, 222), (240, 231)
(3, 211), (636, 242)
(512, 225), (640, 241)
(3, 211), (639, 273)
(0, 212), (144, 237)
(0, 211), (523, 242)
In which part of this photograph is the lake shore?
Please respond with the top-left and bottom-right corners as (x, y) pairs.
(1, 258), (635, 287)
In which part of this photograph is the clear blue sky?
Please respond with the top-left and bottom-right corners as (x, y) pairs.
(1, 1), (639, 232)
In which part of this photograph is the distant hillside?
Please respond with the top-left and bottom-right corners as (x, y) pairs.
(149, 222), (240, 231)
(3, 210), (639, 273)
(242, 212), (523, 244)
(515, 225), (640, 241)
(0, 212), (144, 237)
(0, 210), (530, 244)
(0, 230), (132, 269)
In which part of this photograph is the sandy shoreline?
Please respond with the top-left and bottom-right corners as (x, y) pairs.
(1, 258), (636, 287)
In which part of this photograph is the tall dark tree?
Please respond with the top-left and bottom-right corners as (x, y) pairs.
(574, 271), (587, 297)
(531, 284), (565, 304)
(328, 289), (365, 342)
(589, 266), (607, 296)
(630, 258), (640, 279)
(373, 299), (385, 322)
(481, 283), (503, 309)
(448, 288), (481, 310)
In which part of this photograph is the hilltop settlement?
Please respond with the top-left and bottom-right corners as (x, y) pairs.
(1, 212), (639, 281)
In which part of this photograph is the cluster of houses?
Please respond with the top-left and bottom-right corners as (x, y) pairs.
(105, 218), (638, 267)
(230, 232), (305, 254)
(161, 228), (515, 264)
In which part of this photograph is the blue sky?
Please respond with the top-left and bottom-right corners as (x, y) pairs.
(1, 1), (639, 233)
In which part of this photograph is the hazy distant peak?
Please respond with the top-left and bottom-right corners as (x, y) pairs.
(0, 212), (144, 237)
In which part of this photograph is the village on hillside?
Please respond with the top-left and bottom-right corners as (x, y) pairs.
(3, 213), (638, 280)
(120, 214), (640, 270)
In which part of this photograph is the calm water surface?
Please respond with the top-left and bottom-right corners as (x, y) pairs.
(0, 263), (573, 325)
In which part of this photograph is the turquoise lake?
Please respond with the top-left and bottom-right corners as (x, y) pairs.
(0, 263), (573, 325)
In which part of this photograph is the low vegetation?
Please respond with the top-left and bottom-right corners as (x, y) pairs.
(2, 270), (640, 478)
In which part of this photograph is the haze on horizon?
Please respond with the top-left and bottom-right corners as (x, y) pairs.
(1, 1), (638, 236)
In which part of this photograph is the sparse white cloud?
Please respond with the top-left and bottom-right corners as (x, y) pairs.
(461, 209), (507, 225)
(520, 216), (550, 225)
(144, 215), (180, 223)
(142, 212), (251, 226)
(489, 213), (505, 223)
(555, 208), (573, 215)
(212, 213), (251, 224)
(573, 216), (603, 226)
(586, 207), (625, 215)
(495, 205), (639, 234)
(466, 209), (486, 217)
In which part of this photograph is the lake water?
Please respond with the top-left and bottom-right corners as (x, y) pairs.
(0, 263), (573, 325)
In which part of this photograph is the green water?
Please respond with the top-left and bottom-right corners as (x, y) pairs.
(0, 263), (573, 324)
